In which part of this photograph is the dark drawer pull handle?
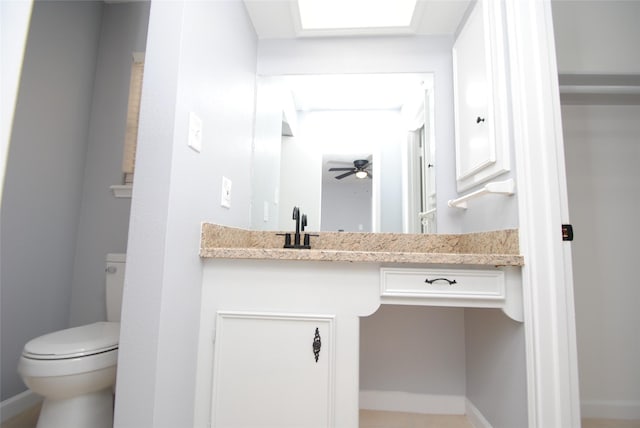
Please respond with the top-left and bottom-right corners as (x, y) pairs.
(312, 328), (321, 363)
(424, 277), (458, 285)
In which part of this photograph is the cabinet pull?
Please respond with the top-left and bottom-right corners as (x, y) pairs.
(312, 328), (321, 363)
(424, 277), (458, 285)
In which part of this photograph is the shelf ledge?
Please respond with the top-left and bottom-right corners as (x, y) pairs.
(110, 184), (132, 198)
(448, 178), (515, 209)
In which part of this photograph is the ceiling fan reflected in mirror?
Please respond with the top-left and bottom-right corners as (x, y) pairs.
(328, 159), (372, 180)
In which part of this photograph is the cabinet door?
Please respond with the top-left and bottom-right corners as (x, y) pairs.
(211, 312), (334, 428)
(452, 0), (510, 192)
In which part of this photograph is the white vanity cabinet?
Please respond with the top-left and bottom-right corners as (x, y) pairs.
(195, 259), (381, 428)
(194, 257), (523, 427)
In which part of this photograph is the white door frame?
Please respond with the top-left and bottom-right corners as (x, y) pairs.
(506, 1), (580, 427)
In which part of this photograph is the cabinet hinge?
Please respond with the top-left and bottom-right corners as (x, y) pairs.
(562, 224), (574, 241)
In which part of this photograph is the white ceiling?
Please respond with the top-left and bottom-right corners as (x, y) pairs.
(244, 1), (466, 112)
(243, 0), (471, 39)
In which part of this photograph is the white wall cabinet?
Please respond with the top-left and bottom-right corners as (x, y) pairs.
(452, 0), (510, 192)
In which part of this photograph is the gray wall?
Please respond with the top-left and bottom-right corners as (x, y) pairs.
(69, 1), (150, 327)
(360, 306), (466, 396)
(552, 0), (640, 74)
(465, 309), (528, 428)
(553, 1), (640, 419)
(321, 176), (372, 232)
(113, 0), (258, 425)
(251, 76), (284, 231)
(563, 104), (640, 418)
(0, 0), (103, 401)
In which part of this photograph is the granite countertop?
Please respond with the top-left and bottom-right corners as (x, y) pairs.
(200, 223), (524, 266)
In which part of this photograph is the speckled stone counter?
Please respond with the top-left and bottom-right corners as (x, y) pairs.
(200, 223), (523, 266)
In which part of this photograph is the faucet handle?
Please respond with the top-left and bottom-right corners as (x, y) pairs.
(301, 214), (307, 231)
(276, 233), (292, 248)
(303, 233), (319, 248)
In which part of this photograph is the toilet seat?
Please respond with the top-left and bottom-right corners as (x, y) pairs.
(19, 348), (118, 378)
(22, 322), (119, 360)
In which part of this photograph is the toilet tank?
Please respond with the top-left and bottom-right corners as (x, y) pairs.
(105, 253), (126, 322)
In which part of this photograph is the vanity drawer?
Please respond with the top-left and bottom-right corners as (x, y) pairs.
(380, 267), (505, 301)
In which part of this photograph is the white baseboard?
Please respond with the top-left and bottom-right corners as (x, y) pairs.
(0, 390), (42, 422)
(581, 399), (640, 420)
(465, 398), (493, 428)
(359, 390), (466, 415)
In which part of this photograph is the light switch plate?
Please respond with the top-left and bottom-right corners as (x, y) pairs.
(221, 176), (232, 208)
(188, 112), (202, 152)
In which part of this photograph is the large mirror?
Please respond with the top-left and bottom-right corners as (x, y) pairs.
(251, 73), (436, 234)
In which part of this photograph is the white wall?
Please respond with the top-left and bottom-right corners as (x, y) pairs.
(114, 0), (257, 426)
(562, 104), (640, 419)
(257, 36), (462, 234)
(552, 1), (640, 74)
(0, 0), (33, 201)
(69, 2), (149, 327)
(0, 0), (102, 401)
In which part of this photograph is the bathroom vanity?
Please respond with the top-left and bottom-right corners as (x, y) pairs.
(194, 224), (523, 427)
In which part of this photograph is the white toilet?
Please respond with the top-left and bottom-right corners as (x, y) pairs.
(18, 253), (125, 428)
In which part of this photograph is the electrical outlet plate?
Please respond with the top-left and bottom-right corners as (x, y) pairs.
(188, 112), (202, 152)
(221, 176), (232, 208)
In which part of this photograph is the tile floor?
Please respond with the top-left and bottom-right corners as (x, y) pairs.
(360, 410), (473, 428)
(2, 404), (640, 428)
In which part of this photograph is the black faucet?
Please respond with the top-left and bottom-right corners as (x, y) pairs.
(277, 206), (317, 249)
(293, 206), (302, 247)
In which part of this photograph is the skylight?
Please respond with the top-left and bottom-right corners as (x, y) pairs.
(297, 0), (418, 30)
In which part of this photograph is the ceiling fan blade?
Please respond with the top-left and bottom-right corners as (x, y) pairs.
(327, 160), (354, 165)
(335, 170), (356, 179)
(328, 167), (354, 172)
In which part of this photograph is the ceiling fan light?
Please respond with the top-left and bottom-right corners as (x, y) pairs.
(355, 170), (368, 179)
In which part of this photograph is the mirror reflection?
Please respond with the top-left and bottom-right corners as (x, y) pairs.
(251, 73), (436, 234)
(321, 154), (373, 232)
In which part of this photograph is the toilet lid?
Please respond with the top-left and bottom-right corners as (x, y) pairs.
(23, 322), (119, 359)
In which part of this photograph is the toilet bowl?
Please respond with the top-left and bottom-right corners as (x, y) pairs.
(18, 254), (125, 428)
(18, 322), (119, 428)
